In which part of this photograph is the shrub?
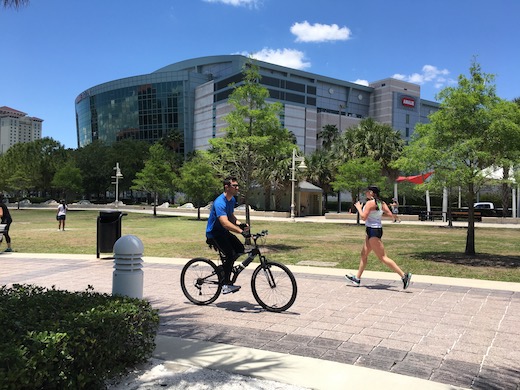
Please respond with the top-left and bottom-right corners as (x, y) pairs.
(0, 284), (159, 389)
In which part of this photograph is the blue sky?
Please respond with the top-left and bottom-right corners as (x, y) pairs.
(1, 0), (519, 149)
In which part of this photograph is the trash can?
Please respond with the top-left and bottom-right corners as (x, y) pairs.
(97, 211), (127, 258)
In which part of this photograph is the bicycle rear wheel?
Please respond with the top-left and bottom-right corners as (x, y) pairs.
(251, 261), (297, 312)
(180, 258), (222, 305)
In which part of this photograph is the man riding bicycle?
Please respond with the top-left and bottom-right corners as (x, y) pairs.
(206, 176), (249, 294)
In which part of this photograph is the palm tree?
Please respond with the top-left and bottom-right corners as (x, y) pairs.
(318, 124), (340, 150)
(2, 0), (29, 8)
(307, 149), (334, 212)
(346, 118), (404, 182)
(311, 124), (344, 212)
(160, 130), (184, 154)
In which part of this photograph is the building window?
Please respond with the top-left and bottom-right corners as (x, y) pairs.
(406, 114), (410, 124)
(405, 127), (410, 137)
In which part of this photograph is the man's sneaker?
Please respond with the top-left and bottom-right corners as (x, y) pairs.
(402, 272), (412, 290)
(345, 274), (361, 287)
(222, 285), (241, 294)
(4, 248), (12, 252)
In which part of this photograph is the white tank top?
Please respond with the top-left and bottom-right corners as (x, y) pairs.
(364, 200), (383, 228)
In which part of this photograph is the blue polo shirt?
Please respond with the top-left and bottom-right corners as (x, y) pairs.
(206, 193), (236, 238)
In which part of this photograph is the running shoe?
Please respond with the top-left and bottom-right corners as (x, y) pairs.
(222, 285), (241, 294)
(4, 248), (13, 252)
(345, 274), (361, 287)
(402, 273), (412, 290)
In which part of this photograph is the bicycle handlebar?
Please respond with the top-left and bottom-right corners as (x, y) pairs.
(251, 230), (268, 241)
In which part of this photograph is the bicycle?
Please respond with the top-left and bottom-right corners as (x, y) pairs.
(180, 230), (297, 312)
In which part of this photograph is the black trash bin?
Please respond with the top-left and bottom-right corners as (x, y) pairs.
(97, 211), (127, 258)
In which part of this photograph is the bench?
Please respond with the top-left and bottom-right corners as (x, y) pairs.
(418, 211), (444, 221)
(451, 211), (481, 222)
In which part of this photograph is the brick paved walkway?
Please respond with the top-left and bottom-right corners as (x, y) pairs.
(1, 254), (519, 390)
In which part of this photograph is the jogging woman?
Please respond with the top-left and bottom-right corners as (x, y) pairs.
(346, 185), (412, 289)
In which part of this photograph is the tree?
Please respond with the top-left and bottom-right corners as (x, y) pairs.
(209, 60), (295, 226)
(131, 144), (177, 216)
(32, 138), (68, 195)
(397, 59), (518, 255)
(74, 140), (112, 200)
(343, 118), (404, 181)
(318, 124), (340, 150)
(331, 157), (386, 224)
(6, 168), (32, 208)
(307, 124), (341, 212)
(0, 137), (67, 198)
(2, 0), (29, 8)
(160, 130), (184, 155)
(491, 98), (520, 215)
(306, 148), (335, 212)
(110, 139), (150, 202)
(52, 161), (83, 202)
(177, 152), (221, 220)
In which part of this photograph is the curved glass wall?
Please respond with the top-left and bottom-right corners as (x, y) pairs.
(75, 70), (210, 154)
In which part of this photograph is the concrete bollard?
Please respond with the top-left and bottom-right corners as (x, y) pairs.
(112, 235), (144, 299)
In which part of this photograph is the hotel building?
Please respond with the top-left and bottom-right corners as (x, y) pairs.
(0, 106), (43, 154)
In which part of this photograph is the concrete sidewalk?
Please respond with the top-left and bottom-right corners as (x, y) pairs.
(1, 252), (519, 389)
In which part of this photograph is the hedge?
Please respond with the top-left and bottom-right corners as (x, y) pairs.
(0, 284), (159, 389)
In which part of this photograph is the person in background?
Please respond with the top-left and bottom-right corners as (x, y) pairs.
(346, 185), (412, 289)
(57, 200), (68, 231)
(0, 199), (13, 252)
(206, 177), (249, 294)
(390, 197), (401, 223)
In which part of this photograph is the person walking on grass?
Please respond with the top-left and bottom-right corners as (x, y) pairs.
(390, 197), (401, 223)
(0, 199), (13, 252)
(346, 185), (412, 290)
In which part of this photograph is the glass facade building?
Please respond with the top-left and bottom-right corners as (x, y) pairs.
(75, 55), (439, 154)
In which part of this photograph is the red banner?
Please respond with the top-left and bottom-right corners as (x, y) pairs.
(396, 171), (433, 184)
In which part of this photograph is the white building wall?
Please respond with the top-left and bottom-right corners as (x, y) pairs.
(304, 108), (317, 154)
(193, 81), (215, 150)
(369, 78), (420, 125)
(284, 105), (306, 148)
(0, 107), (43, 154)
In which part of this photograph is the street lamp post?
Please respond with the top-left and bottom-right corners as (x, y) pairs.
(112, 162), (123, 208)
(290, 148), (307, 222)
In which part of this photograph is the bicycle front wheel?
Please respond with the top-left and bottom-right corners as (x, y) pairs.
(180, 258), (222, 305)
(251, 261), (297, 312)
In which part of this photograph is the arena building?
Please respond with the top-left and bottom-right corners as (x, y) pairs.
(75, 55), (439, 155)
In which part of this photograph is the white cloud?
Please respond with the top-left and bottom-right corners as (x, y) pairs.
(392, 65), (454, 89)
(242, 48), (311, 70)
(202, 0), (260, 7)
(291, 21), (351, 43)
(352, 79), (369, 86)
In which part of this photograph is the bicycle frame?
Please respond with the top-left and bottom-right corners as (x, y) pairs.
(181, 229), (297, 312)
(229, 247), (262, 285)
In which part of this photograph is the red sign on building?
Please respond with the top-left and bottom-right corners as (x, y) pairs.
(402, 97), (415, 107)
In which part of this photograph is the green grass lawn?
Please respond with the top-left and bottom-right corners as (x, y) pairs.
(7, 208), (520, 283)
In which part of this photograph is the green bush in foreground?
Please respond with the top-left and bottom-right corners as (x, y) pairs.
(0, 284), (159, 389)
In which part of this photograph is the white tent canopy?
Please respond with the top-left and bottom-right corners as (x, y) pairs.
(482, 166), (517, 183)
